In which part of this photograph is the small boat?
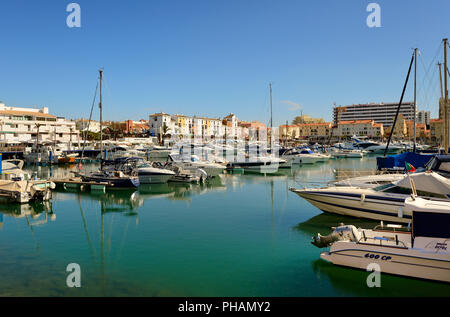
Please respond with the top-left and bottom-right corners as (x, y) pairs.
(0, 179), (54, 203)
(312, 196), (450, 283)
(58, 153), (78, 164)
(1, 159), (29, 180)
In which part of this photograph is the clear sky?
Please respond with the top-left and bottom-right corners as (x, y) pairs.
(0, 0), (448, 126)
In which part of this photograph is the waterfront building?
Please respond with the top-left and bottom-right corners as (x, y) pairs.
(405, 120), (430, 140)
(239, 121), (266, 140)
(0, 102), (79, 146)
(76, 118), (101, 133)
(384, 114), (407, 138)
(292, 114), (325, 124)
(222, 113), (239, 138)
(417, 110), (431, 125)
(334, 120), (384, 139)
(149, 112), (175, 138)
(280, 122), (332, 140)
(193, 116), (223, 138)
(430, 118), (444, 145)
(172, 114), (194, 137)
(333, 102), (416, 128)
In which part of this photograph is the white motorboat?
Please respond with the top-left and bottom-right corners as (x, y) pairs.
(146, 145), (172, 160)
(168, 154), (225, 178)
(296, 147), (325, 164)
(137, 162), (176, 184)
(351, 136), (402, 154)
(278, 148), (302, 164)
(334, 173), (405, 188)
(1, 159), (29, 180)
(290, 171), (450, 223)
(227, 156), (286, 174)
(331, 149), (364, 158)
(312, 196), (450, 283)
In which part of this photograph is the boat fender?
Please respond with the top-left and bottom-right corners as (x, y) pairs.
(360, 193), (365, 203)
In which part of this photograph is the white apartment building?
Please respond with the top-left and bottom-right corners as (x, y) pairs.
(149, 112), (175, 137)
(149, 112), (244, 140)
(192, 116), (223, 138)
(76, 119), (101, 133)
(223, 113), (239, 138)
(0, 102), (79, 145)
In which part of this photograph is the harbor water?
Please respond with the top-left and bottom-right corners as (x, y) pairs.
(1, 157), (449, 296)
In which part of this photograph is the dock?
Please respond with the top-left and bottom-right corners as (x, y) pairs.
(52, 177), (112, 193)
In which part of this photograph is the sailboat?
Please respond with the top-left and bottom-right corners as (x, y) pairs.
(79, 70), (140, 188)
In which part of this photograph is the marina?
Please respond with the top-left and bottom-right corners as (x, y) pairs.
(0, 155), (450, 296)
(1, 0), (450, 303)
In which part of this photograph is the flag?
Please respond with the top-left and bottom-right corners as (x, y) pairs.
(405, 162), (416, 173)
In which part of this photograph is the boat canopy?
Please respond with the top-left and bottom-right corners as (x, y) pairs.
(376, 152), (435, 171)
(425, 155), (450, 177)
(395, 172), (450, 197)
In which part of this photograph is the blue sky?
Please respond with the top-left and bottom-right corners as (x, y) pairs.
(0, 0), (448, 126)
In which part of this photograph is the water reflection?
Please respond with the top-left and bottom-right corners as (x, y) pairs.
(0, 201), (54, 223)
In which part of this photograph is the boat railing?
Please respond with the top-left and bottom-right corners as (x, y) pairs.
(357, 230), (409, 248)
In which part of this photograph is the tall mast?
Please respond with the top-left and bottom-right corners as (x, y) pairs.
(269, 83), (273, 148)
(99, 69), (103, 163)
(270, 82), (273, 129)
(413, 48), (417, 152)
(438, 62), (443, 99)
(444, 38), (448, 154)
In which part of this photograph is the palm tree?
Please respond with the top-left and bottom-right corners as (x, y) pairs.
(161, 123), (171, 145)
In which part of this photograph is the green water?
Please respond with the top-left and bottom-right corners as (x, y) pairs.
(1, 157), (449, 296)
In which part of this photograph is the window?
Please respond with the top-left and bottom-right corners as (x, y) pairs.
(413, 211), (450, 239)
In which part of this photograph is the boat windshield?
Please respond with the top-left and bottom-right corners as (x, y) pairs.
(374, 183), (447, 198)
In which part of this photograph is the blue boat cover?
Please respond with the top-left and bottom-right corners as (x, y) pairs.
(376, 152), (435, 171)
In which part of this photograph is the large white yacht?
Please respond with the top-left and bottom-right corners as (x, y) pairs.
(290, 171), (450, 223)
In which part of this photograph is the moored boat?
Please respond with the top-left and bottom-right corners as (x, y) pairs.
(312, 196), (450, 283)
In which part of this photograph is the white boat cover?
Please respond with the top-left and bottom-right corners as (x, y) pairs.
(395, 172), (450, 197)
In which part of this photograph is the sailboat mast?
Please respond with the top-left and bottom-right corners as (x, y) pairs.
(438, 63), (443, 99)
(99, 69), (103, 162)
(444, 38), (448, 154)
(270, 83), (273, 129)
(413, 48), (417, 152)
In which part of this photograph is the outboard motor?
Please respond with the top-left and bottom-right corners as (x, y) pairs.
(311, 224), (360, 248)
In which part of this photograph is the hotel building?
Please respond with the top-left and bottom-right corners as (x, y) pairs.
(333, 102), (416, 127)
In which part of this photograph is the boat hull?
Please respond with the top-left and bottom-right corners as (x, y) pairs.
(138, 173), (174, 184)
(293, 189), (410, 223)
(322, 241), (450, 283)
(80, 175), (140, 188)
